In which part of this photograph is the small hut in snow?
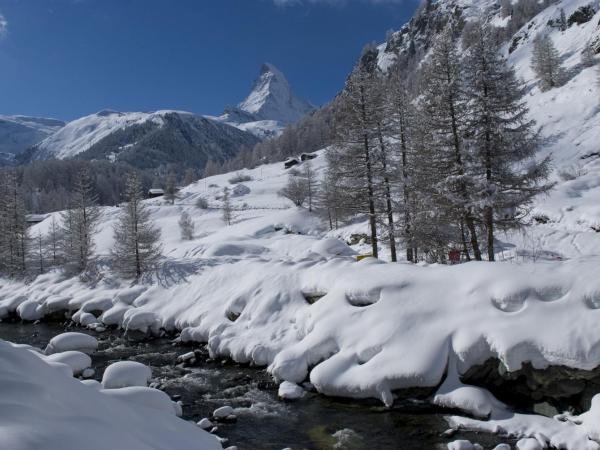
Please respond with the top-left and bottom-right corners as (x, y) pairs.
(148, 188), (164, 199)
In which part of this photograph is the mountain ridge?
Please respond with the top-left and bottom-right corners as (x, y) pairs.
(21, 110), (260, 170)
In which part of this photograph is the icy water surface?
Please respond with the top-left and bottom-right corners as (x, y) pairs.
(0, 322), (510, 450)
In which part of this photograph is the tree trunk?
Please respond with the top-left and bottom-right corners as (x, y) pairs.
(449, 99), (481, 261)
(377, 126), (397, 262)
(360, 86), (378, 259)
(485, 207), (494, 261)
(399, 109), (413, 263)
(460, 219), (471, 262)
(465, 213), (481, 261)
(365, 137), (378, 259)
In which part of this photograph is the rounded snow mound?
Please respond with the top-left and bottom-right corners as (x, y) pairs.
(122, 309), (160, 334)
(102, 361), (152, 389)
(309, 238), (356, 258)
(102, 386), (182, 416)
(204, 242), (267, 258)
(45, 332), (98, 355)
(45, 351), (92, 376)
(278, 381), (305, 400)
(16, 299), (45, 321)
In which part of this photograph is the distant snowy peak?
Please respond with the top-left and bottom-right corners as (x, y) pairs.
(238, 63), (314, 124)
(0, 115), (65, 155)
(214, 63), (315, 139)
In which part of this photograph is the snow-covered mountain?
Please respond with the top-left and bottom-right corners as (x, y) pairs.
(5, 64), (313, 166)
(0, 115), (65, 155)
(238, 63), (315, 123)
(24, 109), (259, 169)
(213, 63), (315, 138)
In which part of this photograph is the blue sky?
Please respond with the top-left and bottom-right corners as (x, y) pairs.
(0, 0), (418, 121)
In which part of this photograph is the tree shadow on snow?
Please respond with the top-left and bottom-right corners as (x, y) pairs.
(149, 258), (216, 288)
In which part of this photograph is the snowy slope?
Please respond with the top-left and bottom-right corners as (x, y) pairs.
(374, 0), (600, 259)
(31, 109), (183, 160)
(26, 109), (259, 169)
(212, 63), (315, 138)
(0, 115), (65, 155)
(502, 1), (600, 257)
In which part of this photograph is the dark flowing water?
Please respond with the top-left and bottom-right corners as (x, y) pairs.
(0, 322), (510, 450)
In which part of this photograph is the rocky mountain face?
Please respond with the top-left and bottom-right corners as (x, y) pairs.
(21, 110), (260, 170)
(214, 63), (315, 138)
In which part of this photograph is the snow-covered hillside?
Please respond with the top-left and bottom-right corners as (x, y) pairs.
(0, 115), (65, 155)
(212, 63), (315, 138)
(26, 110), (160, 160)
(503, 0), (600, 257)
(31, 109), (167, 160)
(25, 109), (259, 169)
(375, 0), (600, 259)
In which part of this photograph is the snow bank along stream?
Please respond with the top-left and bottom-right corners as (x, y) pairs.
(1, 322), (510, 450)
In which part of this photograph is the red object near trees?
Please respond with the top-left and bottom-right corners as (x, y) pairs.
(448, 249), (461, 264)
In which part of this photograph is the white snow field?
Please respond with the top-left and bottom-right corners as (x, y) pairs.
(2, 145), (600, 447)
(0, 340), (221, 450)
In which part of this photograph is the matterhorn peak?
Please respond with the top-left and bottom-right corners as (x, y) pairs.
(237, 63), (314, 124)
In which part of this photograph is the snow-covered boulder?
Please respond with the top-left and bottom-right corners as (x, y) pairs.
(102, 361), (152, 389)
(177, 351), (196, 364)
(80, 297), (113, 313)
(212, 405), (234, 419)
(45, 351), (92, 376)
(516, 438), (543, 450)
(72, 310), (99, 327)
(45, 332), (98, 355)
(447, 441), (481, 450)
(81, 367), (95, 378)
(122, 309), (160, 334)
(278, 381), (305, 400)
(16, 299), (45, 321)
(102, 386), (182, 417)
(45, 295), (71, 313)
(99, 303), (130, 326)
(197, 418), (214, 430)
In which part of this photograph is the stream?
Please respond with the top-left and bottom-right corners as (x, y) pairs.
(0, 321), (511, 450)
